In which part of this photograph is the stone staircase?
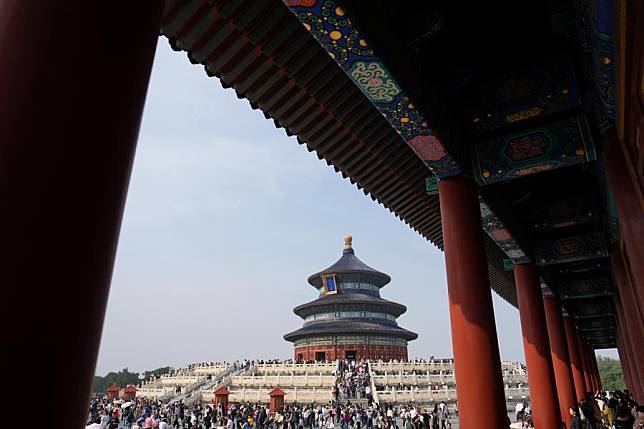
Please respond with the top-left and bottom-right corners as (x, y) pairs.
(164, 363), (245, 404)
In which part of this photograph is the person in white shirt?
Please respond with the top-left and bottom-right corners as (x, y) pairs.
(515, 402), (525, 422)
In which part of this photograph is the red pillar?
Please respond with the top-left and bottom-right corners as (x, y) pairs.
(564, 316), (587, 401)
(612, 246), (644, 398)
(543, 296), (577, 427)
(514, 264), (562, 429)
(438, 176), (507, 429)
(591, 350), (600, 392)
(576, 331), (592, 397)
(615, 306), (640, 400)
(0, 1), (162, 427)
(614, 296), (644, 401)
(589, 350), (602, 392)
(584, 344), (597, 393)
(616, 326), (639, 401)
(601, 130), (644, 304)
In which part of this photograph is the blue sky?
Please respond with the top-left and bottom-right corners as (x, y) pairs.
(95, 39), (615, 375)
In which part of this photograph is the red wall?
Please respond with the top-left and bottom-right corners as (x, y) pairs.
(294, 344), (407, 362)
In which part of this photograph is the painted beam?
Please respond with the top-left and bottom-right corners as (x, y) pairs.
(531, 197), (600, 232)
(467, 57), (581, 135)
(559, 277), (613, 300)
(473, 115), (596, 186)
(282, 0), (461, 178)
(576, 316), (615, 330)
(583, 328), (616, 339)
(480, 200), (529, 263)
(535, 232), (608, 266)
(287, 0), (531, 266)
(578, 0), (616, 131)
(565, 298), (614, 319)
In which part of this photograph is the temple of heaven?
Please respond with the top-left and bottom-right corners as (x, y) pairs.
(284, 235), (417, 362)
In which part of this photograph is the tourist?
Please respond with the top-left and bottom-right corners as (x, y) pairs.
(614, 405), (635, 429)
(570, 405), (583, 429)
(515, 401), (525, 422)
(144, 413), (156, 429)
(634, 406), (644, 429)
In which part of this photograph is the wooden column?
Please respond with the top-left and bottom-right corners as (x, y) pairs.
(514, 264), (561, 429)
(615, 325), (639, 401)
(438, 176), (507, 429)
(576, 331), (593, 397)
(583, 344), (597, 393)
(588, 349), (601, 392)
(601, 130), (644, 304)
(543, 296), (577, 428)
(564, 316), (587, 401)
(612, 244), (644, 399)
(0, 1), (162, 427)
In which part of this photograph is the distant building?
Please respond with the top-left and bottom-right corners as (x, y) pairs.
(285, 235), (417, 361)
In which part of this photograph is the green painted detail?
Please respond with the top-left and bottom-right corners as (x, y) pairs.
(503, 259), (515, 270)
(426, 177), (439, 195)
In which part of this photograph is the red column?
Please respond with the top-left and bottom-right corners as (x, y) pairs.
(438, 176), (507, 429)
(591, 350), (600, 392)
(0, 2), (162, 427)
(584, 344), (597, 393)
(612, 246), (644, 398)
(564, 316), (587, 401)
(614, 297), (644, 401)
(589, 350), (602, 392)
(514, 264), (562, 429)
(616, 306), (641, 400)
(543, 296), (577, 427)
(616, 326), (639, 401)
(601, 130), (644, 304)
(576, 331), (592, 397)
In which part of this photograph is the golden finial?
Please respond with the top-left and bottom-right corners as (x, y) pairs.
(344, 234), (353, 249)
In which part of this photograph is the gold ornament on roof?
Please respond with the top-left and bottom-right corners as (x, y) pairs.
(344, 234), (353, 249)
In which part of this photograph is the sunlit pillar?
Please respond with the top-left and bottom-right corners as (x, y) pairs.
(514, 264), (561, 428)
(543, 294), (577, 427)
(438, 176), (507, 429)
(564, 316), (587, 401)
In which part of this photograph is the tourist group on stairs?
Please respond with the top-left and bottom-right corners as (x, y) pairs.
(332, 360), (373, 403)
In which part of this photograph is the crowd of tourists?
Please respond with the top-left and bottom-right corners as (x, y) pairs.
(86, 396), (460, 429)
(333, 361), (372, 401)
(569, 390), (642, 429)
(87, 389), (642, 429)
(512, 389), (642, 428)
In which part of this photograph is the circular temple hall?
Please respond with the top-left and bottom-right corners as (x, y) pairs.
(284, 235), (417, 362)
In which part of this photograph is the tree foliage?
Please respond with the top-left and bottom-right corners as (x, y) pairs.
(597, 356), (625, 391)
(141, 366), (173, 383)
(93, 367), (173, 394)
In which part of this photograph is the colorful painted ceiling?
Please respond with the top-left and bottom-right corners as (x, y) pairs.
(161, 0), (620, 348)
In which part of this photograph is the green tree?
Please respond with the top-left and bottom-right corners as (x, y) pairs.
(92, 366), (174, 394)
(141, 366), (173, 383)
(93, 368), (141, 393)
(596, 356), (625, 391)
